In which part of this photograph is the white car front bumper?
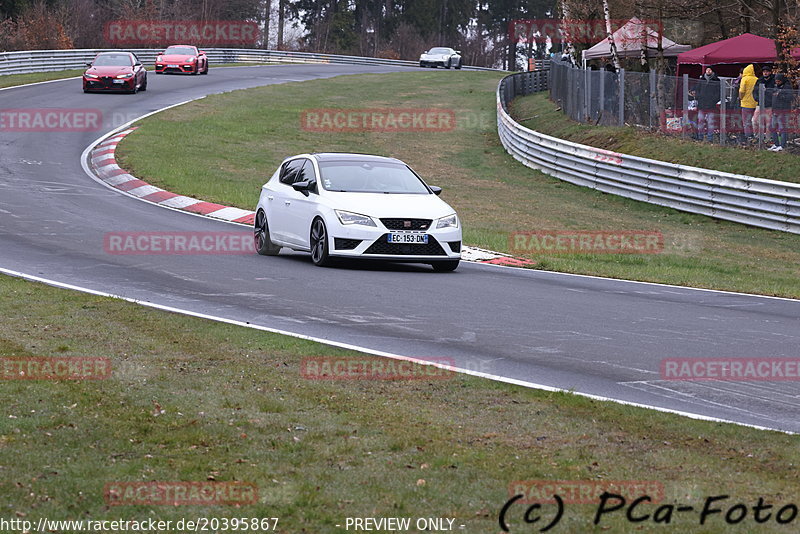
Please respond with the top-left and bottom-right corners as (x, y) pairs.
(328, 218), (461, 261)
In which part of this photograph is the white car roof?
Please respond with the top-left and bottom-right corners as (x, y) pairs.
(311, 153), (405, 165)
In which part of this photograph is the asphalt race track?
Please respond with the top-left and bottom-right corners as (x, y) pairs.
(1, 64), (799, 432)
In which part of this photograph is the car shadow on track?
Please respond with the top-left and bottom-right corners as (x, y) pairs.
(271, 252), (452, 273)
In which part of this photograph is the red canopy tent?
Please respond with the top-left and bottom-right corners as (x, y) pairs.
(677, 33), (800, 78)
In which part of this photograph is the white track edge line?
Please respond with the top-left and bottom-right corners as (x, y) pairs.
(0, 75), (83, 92)
(476, 261), (800, 303)
(0, 265), (792, 435)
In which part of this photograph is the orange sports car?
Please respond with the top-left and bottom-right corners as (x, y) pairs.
(155, 45), (208, 75)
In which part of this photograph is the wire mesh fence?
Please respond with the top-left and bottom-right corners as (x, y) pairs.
(549, 61), (800, 151)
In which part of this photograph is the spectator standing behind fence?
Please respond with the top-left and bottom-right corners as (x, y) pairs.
(739, 64), (758, 145)
(769, 73), (792, 151)
(697, 67), (720, 142)
(733, 67), (744, 91)
(754, 64), (776, 145)
(687, 89), (699, 138)
(730, 67), (744, 142)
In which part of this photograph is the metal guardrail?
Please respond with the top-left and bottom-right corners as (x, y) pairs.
(0, 48), (498, 76)
(497, 70), (800, 234)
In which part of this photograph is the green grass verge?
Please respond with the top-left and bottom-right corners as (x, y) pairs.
(116, 72), (800, 299)
(1, 273), (798, 532)
(0, 69), (85, 88)
(512, 92), (800, 184)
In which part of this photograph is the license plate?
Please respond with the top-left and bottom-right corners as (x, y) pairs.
(113, 80), (125, 84)
(387, 233), (428, 244)
(168, 64), (178, 68)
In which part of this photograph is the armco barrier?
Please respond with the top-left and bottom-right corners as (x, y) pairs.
(0, 48), (497, 76)
(497, 70), (800, 234)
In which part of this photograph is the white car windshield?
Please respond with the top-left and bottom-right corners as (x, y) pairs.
(319, 161), (430, 194)
(165, 47), (196, 55)
(429, 48), (452, 55)
(93, 54), (133, 66)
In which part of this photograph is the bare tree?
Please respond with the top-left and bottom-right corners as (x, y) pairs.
(277, 0), (285, 49)
(602, 0), (622, 69)
(560, 0), (577, 65)
(265, 0), (272, 47)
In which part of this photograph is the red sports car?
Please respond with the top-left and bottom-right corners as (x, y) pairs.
(83, 52), (147, 94)
(155, 45), (208, 75)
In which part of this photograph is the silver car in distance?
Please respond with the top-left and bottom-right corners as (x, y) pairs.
(419, 47), (462, 69)
(254, 153), (462, 272)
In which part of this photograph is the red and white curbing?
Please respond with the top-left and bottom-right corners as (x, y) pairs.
(91, 128), (255, 225)
(89, 129), (535, 267)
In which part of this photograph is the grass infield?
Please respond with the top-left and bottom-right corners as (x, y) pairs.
(115, 71), (800, 298)
(0, 273), (798, 532)
(0, 69), (85, 88)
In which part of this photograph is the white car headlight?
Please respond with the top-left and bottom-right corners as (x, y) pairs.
(116, 73), (133, 79)
(436, 213), (458, 229)
(335, 210), (376, 227)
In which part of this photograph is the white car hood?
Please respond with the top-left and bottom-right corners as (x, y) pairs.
(421, 53), (450, 60)
(324, 192), (455, 220)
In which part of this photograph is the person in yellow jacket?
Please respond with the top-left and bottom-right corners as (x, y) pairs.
(738, 64), (758, 144)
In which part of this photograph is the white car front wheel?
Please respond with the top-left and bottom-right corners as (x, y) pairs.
(310, 218), (332, 267)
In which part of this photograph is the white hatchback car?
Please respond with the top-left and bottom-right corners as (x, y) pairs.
(254, 153), (461, 271)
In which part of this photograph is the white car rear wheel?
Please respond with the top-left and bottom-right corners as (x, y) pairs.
(254, 210), (281, 256)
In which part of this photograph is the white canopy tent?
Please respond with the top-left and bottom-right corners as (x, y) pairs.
(581, 18), (691, 63)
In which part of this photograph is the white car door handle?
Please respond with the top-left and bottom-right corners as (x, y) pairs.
(284, 200), (291, 206)
(267, 195), (274, 201)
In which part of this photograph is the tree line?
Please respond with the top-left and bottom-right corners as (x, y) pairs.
(1, 0), (799, 69)
(563, 0), (800, 73)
